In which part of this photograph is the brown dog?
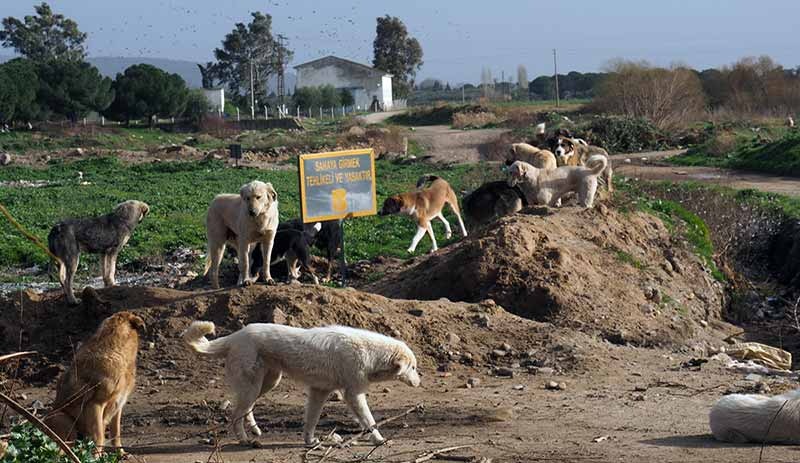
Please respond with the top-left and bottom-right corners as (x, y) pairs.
(45, 311), (145, 455)
(378, 175), (467, 253)
(550, 135), (613, 192)
(508, 143), (557, 170)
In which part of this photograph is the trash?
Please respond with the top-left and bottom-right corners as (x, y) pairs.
(710, 353), (797, 378)
(727, 342), (792, 371)
(593, 435), (610, 443)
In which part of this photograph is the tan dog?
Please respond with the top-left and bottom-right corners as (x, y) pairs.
(507, 156), (608, 208)
(44, 311), (145, 454)
(204, 180), (279, 288)
(508, 143), (557, 170)
(550, 135), (613, 192)
(378, 175), (467, 253)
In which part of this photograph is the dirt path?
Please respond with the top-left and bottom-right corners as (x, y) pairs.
(361, 109), (407, 125)
(614, 150), (800, 197)
(408, 125), (509, 164)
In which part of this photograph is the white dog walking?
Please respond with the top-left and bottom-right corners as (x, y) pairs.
(204, 180), (279, 289)
(709, 389), (800, 444)
(183, 321), (421, 445)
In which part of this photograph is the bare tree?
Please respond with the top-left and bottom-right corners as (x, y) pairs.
(593, 59), (706, 129)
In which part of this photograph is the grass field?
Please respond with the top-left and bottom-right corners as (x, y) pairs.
(0, 156), (498, 272)
(669, 127), (799, 175)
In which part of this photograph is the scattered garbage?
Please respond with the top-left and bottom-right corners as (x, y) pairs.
(726, 342), (791, 371)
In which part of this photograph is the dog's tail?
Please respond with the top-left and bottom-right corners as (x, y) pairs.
(586, 154), (608, 176)
(415, 174), (440, 189)
(183, 321), (229, 356)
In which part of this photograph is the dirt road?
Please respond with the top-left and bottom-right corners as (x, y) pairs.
(408, 125), (509, 163)
(614, 151), (800, 197)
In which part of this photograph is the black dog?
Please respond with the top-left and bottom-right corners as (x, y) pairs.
(250, 224), (321, 284)
(278, 218), (343, 281)
(462, 181), (528, 231)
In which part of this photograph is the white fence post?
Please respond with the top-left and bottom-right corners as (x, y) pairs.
(236, 107), (240, 121)
(264, 105), (268, 119)
(296, 106), (300, 118)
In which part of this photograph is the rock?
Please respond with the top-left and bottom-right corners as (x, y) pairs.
(495, 367), (514, 378)
(632, 393), (646, 401)
(633, 385), (647, 392)
(0, 152), (11, 166)
(272, 307), (287, 325)
(545, 381), (560, 390)
(491, 349), (507, 358)
(745, 373), (762, 382)
(624, 158), (632, 164)
(348, 125), (367, 136)
(447, 332), (461, 345)
(644, 287), (661, 303)
(500, 342), (512, 352)
(31, 400), (44, 410)
(467, 377), (481, 388)
(460, 352), (474, 365)
(473, 313), (491, 328)
(513, 385), (525, 391)
(407, 308), (424, 317)
(437, 363), (451, 372)
(699, 320), (709, 328)
(382, 387), (391, 393)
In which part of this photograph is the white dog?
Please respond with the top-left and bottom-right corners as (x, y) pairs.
(507, 156), (608, 208)
(709, 389), (800, 444)
(204, 180), (279, 288)
(183, 321), (421, 445)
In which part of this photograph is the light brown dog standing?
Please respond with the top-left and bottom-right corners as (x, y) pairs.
(378, 175), (467, 253)
(44, 311), (145, 455)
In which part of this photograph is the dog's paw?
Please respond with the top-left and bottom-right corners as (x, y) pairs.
(304, 436), (320, 447)
(368, 429), (386, 446)
(264, 278), (276, 286)
(445, 232), (452, 239)
(406, 248), (415, 254)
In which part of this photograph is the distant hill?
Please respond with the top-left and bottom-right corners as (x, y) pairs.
(0, 54), (295, 92)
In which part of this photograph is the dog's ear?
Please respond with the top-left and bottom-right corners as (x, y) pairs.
(127, 313), (146, 332)
(239, 183), (250, 199)
(265, 183), (277, 202)
(139, 203), (150, 222)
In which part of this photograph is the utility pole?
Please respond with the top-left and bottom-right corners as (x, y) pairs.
(250, 60), (255, 119)
(276, 34), (286, 104)
(553, 49), (560, 107)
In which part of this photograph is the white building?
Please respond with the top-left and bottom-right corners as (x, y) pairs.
(294, 56), (393, 110)
(202, 88), (225, 115)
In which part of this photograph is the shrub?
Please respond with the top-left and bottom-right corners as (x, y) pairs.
(104, 64), (190, 123)
(183, 89), (211, 125)
(583, 116), (666, 153)
(0, 422), (121, 463)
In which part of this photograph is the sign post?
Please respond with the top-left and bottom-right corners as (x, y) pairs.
(298, 148), (377, 286)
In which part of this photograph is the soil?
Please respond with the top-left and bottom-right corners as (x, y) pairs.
(3, 203), (798, 463)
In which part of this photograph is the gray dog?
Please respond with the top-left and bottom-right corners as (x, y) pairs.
(48, 200), (150, 305)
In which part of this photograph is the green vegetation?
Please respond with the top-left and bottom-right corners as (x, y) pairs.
(617, 180), (726, 282)
(613, 248), (646, 270)
(0, 127), (224, 153)
(670, 129), (800, 176)
(0, 156), (492, 270)
(0, 422), (120, 463)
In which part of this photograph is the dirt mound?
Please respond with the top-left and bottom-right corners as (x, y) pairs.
(365, 205), (727, 346)
(0, 284), (591, 387)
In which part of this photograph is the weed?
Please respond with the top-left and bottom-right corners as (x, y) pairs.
(613, 249), (647, 270)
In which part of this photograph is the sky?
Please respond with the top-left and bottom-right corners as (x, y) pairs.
(3, 0), (799, 84)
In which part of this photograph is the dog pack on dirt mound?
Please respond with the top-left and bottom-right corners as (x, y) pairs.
(366, 206), (726, 347)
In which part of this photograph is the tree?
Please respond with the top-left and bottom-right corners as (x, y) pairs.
(197, 62), (217, 89)
(36, 60), (113, 121)
(318, 85), (340, 108)
(445, 82), (451, 92)
(592, 60), (705, 129)
(104, 64), (190, 124)
(184, 89), (211, 125)
(212, 12), (292, 108)
(292, 86), (321, 112)
(0, 2), (87, 62)
(0, 58), (40, 123)
(372, 15), (423, 98)
(339, 89), (355, 107)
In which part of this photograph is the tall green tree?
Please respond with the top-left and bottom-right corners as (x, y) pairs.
(212, 12), (292, 108)
(0, 58), (40, 123)
(36, 60), (114, 121)
(0, 2), (87, 62)
(372, 15), (423, 98)
(104, 64), (189, 124)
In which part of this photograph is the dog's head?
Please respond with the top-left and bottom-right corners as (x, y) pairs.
(115, 200), (150, 223)
(240, 181), (277, 218)
(99, 311), (146, 335)
(391, 345), (421, 388)
(378, 195), (404, 216)
(550, 136), (576, 165)
(506, 160), (538, 187)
